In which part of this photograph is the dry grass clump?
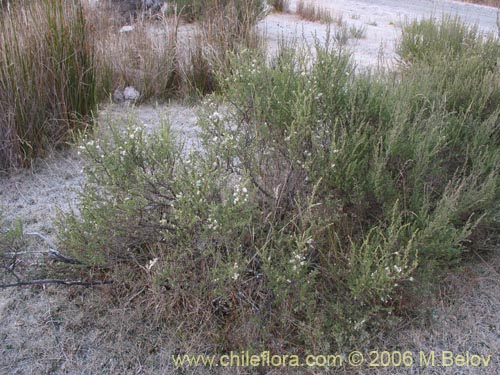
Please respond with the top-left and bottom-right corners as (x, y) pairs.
(457, 0), (499, 6)
(89, 9), (183, 102)
(269, 0), (290, 13)
(296, 0), (337, 24)
(86, 0), (264, 102)
(0, 0), (97, 170)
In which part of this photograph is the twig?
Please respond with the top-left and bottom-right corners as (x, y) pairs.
(24, 232), (58, 249)
(23, 232), (85, 265)
(0, 279), (113, 288)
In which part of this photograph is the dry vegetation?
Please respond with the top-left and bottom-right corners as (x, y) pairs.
(295, 0), (336, 24)
(0, 0), (97, 169)
(457, 0), (499, 6)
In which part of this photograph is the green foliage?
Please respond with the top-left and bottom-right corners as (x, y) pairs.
(0, 0), (97, 169)
(60, 120), (181, 265)
(398, 15), (500, 66)
(60, 18), (499, 354)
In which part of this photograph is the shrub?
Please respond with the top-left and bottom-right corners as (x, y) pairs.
(0, 0), (97, 169)
(60, 19), (500, 354)
(397, 15), (500, 120)
(397, 15), (500, 66)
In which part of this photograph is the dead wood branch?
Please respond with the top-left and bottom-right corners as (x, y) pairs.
(23, 232), (85, 265)
(0, 278), (113, 288)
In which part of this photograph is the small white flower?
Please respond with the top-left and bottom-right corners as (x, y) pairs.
(146, 258), (158, 271)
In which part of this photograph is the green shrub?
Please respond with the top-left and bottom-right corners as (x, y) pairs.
(398, 15), (500, 67)
(396, 16), (500, 128)
(60, 19), (499, 354)
(0, 0), (97, 169)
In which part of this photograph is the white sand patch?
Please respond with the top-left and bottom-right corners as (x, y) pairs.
(259, 0), (499, 69)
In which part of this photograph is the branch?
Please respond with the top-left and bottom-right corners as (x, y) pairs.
(0, 278), (113, 288)
(23, 232), (85, 265)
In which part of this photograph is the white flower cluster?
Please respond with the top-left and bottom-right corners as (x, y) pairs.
(209, 111), (223, 123)
(232, 262), (240, 281)
(289, 250), (306, 272)
(128, 125), (142, 140)
(384, 264), (403, 275)
(207, 216), (219, 231)
(249, 59), (260, 76)
(78, 139), (99, 155)
(233, 184), (249, 204)
(159, 213), (167, 226)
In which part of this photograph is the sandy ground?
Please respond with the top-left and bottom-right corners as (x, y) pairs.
(260, 0), (500, 69)
(1, 0), (499, 373)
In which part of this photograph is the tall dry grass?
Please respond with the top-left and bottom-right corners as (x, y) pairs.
(89, 8), (182, 102)
(88, 0), (264, 101)
(296, 0), (335, 24)
(457, 0), (499, 6)
(0, 0), (97, 169)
